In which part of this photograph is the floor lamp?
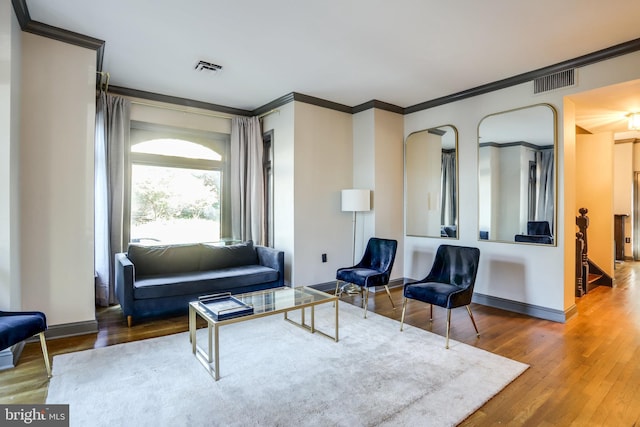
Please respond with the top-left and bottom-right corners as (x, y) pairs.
(341, 189), (371, 294)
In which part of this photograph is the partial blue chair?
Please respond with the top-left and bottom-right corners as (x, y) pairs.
(335, 237), (398, 318)
(400, 245), (480, 348)
(0, 311), (52, 377)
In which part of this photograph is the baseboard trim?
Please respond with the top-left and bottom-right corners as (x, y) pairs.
(48, 320), (99, 339)
(32, 320), (99, 341)
(472, 292), (576, 323)
(310, 280), (575, 323)
(0, 343), (25, 371)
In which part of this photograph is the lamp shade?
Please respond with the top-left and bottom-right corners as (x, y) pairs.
(341, 189), (370, 212)
(629, 113), (640, 130)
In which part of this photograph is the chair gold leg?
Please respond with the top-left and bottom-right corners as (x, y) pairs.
(400, 298), (407, 331)
(127, 315), (132, 328)
(39, 332), (52, 378)
(430, 304), (433, 321)
(466, 305), (480, 337)
(363, 287), (369, 318)
(445, 309), (451, 349)
(383, 285), (395, 309)
(335, 280), (342, 297)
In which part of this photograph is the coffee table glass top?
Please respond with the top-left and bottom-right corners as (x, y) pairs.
(229, 286), (334, 315)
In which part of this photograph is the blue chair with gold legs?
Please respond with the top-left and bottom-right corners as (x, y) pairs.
(400, 245), (480, 349)
(335, 237), (398, 318)
(0, 311), (52, 377)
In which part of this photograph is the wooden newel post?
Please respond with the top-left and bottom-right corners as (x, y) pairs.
(575, 208), (589, 297)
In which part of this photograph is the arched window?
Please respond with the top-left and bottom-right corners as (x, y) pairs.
(128, 123), (230, 245)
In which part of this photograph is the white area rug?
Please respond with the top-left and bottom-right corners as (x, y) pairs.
(47, 302), (527, 427)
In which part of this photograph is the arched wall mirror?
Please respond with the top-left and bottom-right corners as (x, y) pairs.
(405, 125), (458, 238)
(478, 104), (557, 245)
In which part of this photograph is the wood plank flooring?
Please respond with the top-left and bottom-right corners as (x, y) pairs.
(2, 262), (640, 425)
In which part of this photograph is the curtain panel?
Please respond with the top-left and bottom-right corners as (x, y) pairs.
(95, 92), (131, 307)
(440, 151), (456, 226)
(535, 149), (554, 232)
(230, 117), (265, 245)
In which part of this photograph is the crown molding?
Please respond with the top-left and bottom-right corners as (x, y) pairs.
(292, 93), (352, 114)
(251, 93), (296, 117)
(11, 0), (29, 28)
(109, 85), (253, 117)
(405, 37), (640, 114)
(253, 94), (403, 116)
(253, 92), (352, 115)
(12, 0), (105, 71)
(353, 100), (404, 115)
(479, 141), (553, 150)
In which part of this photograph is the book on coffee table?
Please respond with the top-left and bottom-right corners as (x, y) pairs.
(198, 294), (254, 321)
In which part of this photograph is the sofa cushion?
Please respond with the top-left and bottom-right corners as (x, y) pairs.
(133, 265), (278, 300)
(199, 241), (258, 271)
(127, 243), (201, 278)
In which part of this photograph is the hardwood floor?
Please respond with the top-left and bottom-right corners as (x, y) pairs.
(2, 263), (640, 425)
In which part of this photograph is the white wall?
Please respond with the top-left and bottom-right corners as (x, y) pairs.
(263, 101), (354, 286)
(264, 102), (403, 286)
(614, 141), (633, 257)
(404, 49), (640, 319)
(293, 102), (353, 285)
(371, 109), (404, 279)
(403, 85), (568, 311)
(0, 2), (22, 310)
(352, 109), (375, 259)
(352, 108), (405, 280)
(576, 133), (614, 276)
(20, 33), (96, 326)
(130, 100), (231, 135)
(613, 142), (632, 215)
(262, 102), (295, 285)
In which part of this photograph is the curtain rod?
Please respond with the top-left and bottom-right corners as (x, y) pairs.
(130, 99), (279, 120)
(130, 99), (235, 120)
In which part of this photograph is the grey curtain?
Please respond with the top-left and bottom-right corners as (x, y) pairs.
(535, 149), (554, 232)
(441, 151), (456, 226)
(230, 117), (265, 244)
(95, 92), (130, 306)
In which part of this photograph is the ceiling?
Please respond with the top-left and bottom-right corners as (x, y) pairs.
(23, 0), (640, 133)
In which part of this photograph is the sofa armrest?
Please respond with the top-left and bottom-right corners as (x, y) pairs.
(115, 252), (135, 316)
(256, 245), (285, 287)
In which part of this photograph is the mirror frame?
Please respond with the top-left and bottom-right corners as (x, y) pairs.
(477, 103), (558, 246)
(405, 125), (459, 239)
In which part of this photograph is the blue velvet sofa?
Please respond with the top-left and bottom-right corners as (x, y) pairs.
(115, 241), (284, 326)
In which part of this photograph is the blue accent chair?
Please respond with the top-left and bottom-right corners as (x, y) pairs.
(527, 221), (551, 236)
(515, 220), (554, 244)
(400, 245), (481, 348)
(0, 311), (51, 377)
(335, 237), (398, 318)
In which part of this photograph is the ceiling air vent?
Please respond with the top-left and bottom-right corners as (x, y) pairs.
(195, 60), (222, 73)
(533, 69), (576, 94)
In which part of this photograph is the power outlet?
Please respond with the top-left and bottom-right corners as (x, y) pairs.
(321, 253), (327, 263)
(626, 237), (631, 243)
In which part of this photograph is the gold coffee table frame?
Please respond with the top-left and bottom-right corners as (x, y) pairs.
(189, 286), (339, 380)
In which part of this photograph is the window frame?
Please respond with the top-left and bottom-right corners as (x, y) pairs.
(127, 121), (231, 244)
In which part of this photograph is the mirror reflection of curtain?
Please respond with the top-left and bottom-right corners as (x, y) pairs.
(441, 151), (456, 226)
(535, 149), (554, 231)
(528, 161), (536, 220)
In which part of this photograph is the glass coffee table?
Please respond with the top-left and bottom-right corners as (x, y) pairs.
(188, 286), (339, 380)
